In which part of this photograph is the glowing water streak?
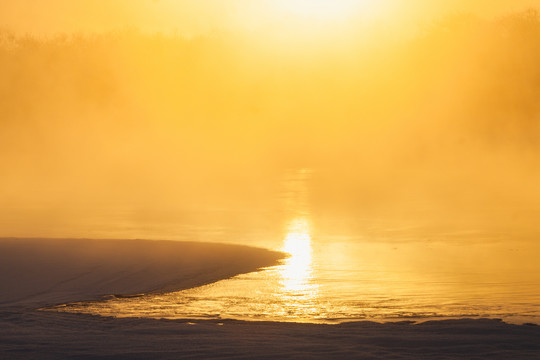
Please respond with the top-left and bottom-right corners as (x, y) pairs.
(279, 217), (318, 302)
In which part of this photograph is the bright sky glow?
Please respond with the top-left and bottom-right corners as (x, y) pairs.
(271, 0), (378, 22)
(0, 0), (537, 36)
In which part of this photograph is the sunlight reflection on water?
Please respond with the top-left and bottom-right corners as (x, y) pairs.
(281, 218), (315, 294)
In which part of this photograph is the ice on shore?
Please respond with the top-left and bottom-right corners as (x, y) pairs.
(0, 238), (284, 306)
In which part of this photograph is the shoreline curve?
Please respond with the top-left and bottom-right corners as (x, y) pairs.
(0, 237), (286, 307)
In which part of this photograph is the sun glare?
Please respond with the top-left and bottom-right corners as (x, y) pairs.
(243, 0), (386, 50)
(274, 0), (375, 22)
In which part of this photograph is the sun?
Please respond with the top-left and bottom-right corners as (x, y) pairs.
(238, 0), (386, 52)
(273, 0), (374, 22)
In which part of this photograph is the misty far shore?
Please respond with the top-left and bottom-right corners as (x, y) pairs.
(2, 10), (540, 225)
(0, 238), (285, 307)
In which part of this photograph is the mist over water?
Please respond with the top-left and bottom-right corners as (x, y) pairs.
(2, 9), (540, 323)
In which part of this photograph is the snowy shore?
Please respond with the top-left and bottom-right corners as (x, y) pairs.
(0, 238), (285, 307)
(1, 311), (539, 359)
(1, 238), (539, 359)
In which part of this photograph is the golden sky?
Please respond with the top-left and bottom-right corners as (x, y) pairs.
(0, 0), (538, 36)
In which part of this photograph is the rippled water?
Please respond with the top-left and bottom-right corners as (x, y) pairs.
(50, 169), (540, 324)
(54, 240), (540, 324)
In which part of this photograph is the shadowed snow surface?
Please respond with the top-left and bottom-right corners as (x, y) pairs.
(0, 238), (285, 306)
(0, 312), (539, 359)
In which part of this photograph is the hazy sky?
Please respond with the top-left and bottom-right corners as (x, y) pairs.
(0, 0), (538, 36)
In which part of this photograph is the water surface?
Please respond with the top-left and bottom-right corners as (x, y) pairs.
(52, 169), (540, 324)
